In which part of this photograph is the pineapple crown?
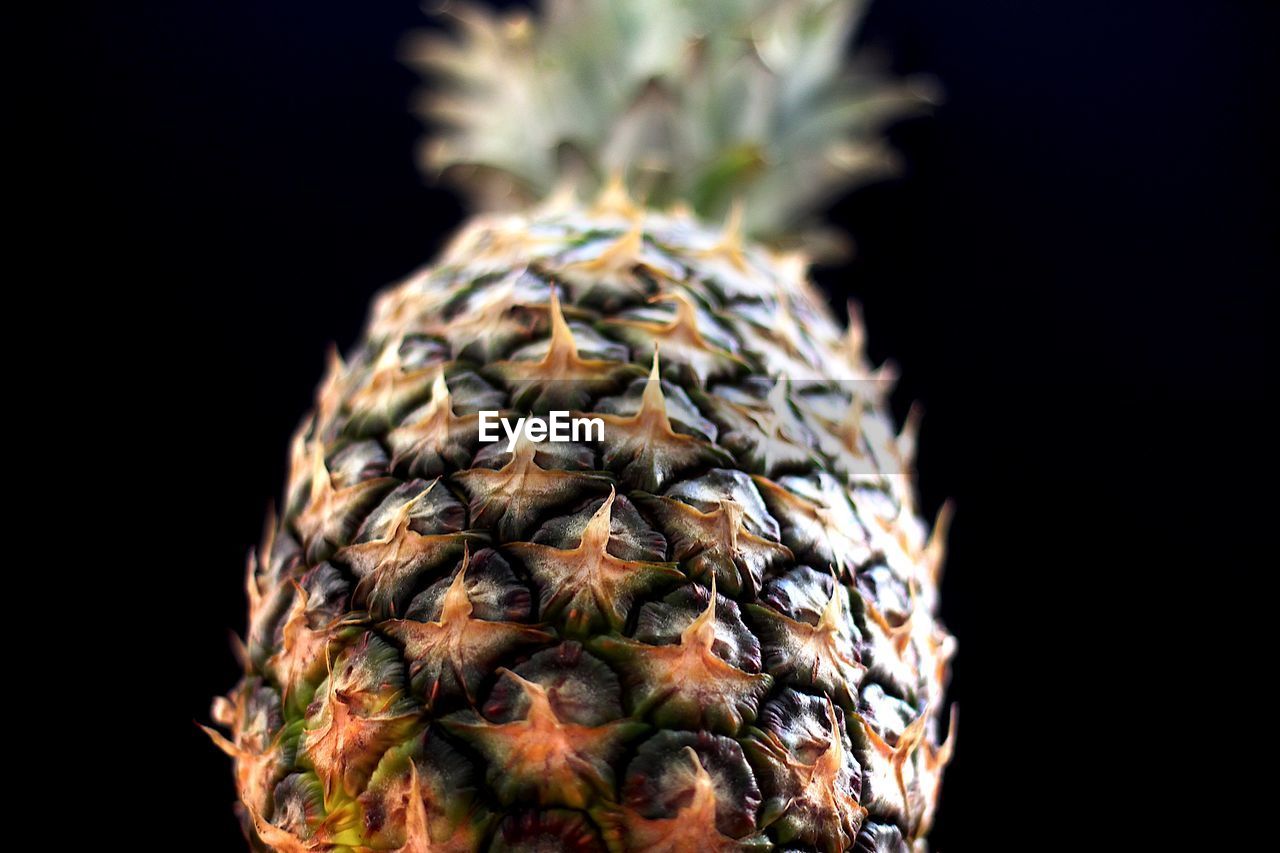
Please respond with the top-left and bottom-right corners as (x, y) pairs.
(405, 0), (932, 242)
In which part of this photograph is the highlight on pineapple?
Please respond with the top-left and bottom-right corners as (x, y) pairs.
(209, 1), (956, 850)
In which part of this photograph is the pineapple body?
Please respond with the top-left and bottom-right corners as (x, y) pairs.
(211, 200), (954, 852)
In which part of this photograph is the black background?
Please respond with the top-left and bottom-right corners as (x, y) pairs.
(72, 1), (1273, 849)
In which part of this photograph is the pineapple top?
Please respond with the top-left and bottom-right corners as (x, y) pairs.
(406, 0), (931, 240)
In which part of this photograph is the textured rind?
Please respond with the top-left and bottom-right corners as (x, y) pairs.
(214, 198), (954, 852)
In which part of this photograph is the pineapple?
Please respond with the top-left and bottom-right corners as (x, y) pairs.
(209, 1), (955, 851)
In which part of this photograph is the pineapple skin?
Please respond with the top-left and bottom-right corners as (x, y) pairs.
(211, 197), (955, 853)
